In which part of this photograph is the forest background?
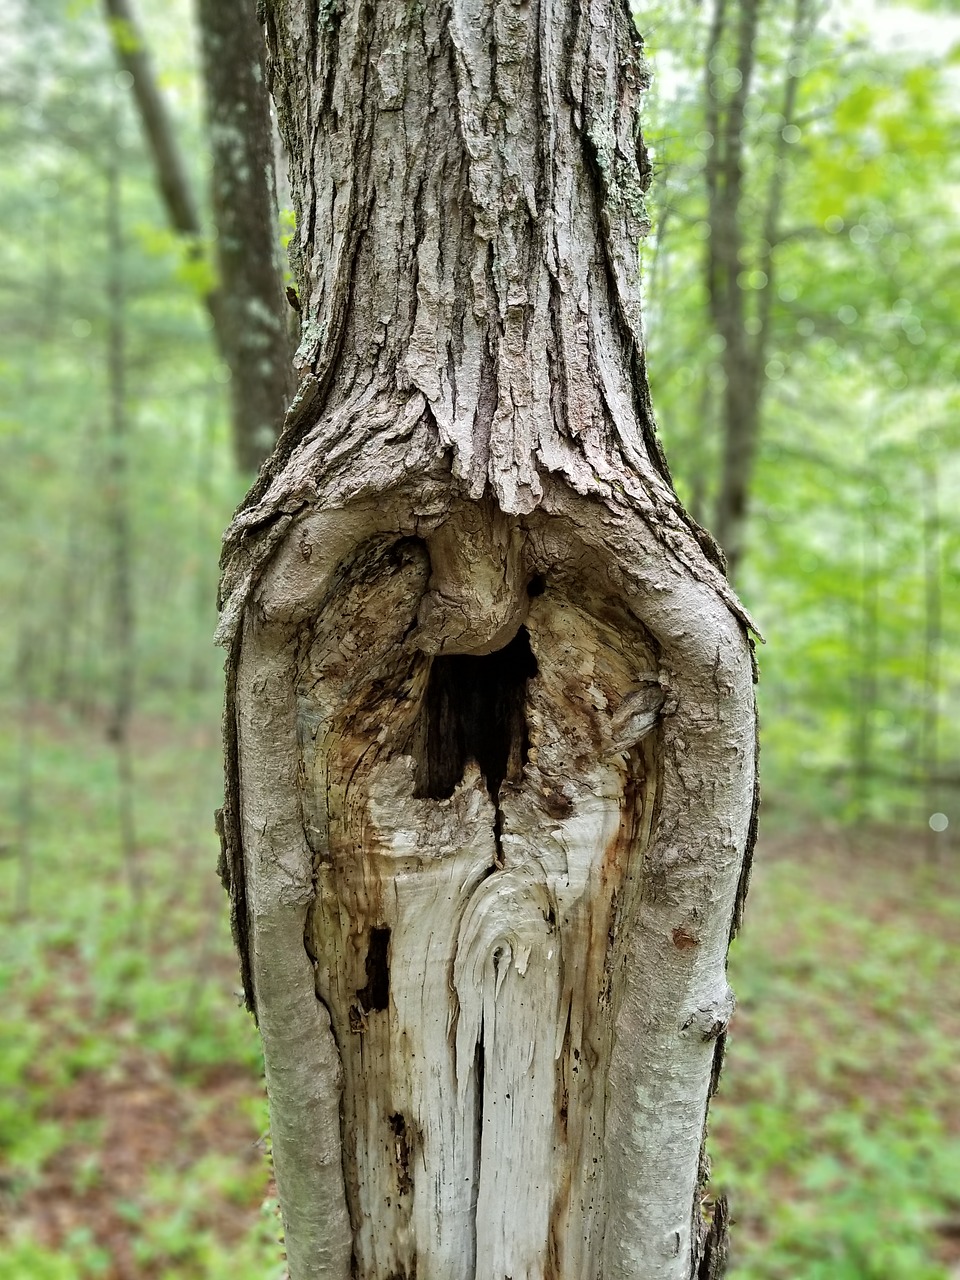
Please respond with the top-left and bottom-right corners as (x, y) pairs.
(0, 0), (958, 1277)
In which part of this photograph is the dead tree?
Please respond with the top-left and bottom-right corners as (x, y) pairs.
(217, 3), (759, 1277)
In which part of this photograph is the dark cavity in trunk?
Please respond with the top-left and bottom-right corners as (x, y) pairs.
(413, 626), (538, 803)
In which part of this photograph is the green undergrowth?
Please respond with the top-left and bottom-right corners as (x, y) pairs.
(0, 697), (282, 1278)
(1, 706), (958, 1277)
(711, 834), (960, 1278)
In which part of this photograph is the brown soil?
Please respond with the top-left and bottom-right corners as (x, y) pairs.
(4, 1052), (268, 1280)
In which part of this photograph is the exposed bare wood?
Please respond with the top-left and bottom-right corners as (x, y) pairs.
(219, 4), (758, 1277)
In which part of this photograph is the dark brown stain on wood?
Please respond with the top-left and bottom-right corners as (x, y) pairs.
(672, 926), (701, 951)
(356, 926), (391, 1012)
(389, 1112), (413, 1195)
(540, 785), (574, 818)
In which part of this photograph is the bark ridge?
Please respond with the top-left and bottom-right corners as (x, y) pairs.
(218, 4), (758, 1277)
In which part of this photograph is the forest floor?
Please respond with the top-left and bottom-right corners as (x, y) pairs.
(0, 705), (958, 1279)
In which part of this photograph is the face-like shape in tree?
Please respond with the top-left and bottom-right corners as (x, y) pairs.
(294, 507), (661, 1279)
(229, 2), (758, 1270)
(227, 478), (752, 1280)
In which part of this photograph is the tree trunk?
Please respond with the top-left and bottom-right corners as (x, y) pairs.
(705, 0), (814, 580)
(704, 0), (761, 581)
(105, 110), (141, 906)
(195, 0), (296, 472)
(104, 0), (294, 471)
(218, 4), (759, 1278)
(919, 443), (943, 857)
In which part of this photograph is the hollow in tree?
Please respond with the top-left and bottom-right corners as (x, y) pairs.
(217, 4), (759, 1277)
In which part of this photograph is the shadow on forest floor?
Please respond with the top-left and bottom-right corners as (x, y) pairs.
(0, 707), (957, 1279)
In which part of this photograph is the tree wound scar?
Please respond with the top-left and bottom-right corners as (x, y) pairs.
(284, 526), (695, 1277)
(412, 626), (538, 805)
(357, 927), (390, 1013)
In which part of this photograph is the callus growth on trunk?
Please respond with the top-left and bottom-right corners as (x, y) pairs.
(217, 3), (759, 1278)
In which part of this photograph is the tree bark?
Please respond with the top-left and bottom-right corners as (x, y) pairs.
(103, 0), (203, 237)
(704, 0), (761, 581)
(105, 110), (141, 906)
(218, 4), (759, 1278)
(920, 443), (943, 857)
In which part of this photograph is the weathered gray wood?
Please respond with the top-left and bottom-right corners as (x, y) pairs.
(218, 4), (758, 1277)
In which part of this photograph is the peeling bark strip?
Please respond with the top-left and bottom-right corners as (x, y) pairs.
(218, 4), (758, 1279)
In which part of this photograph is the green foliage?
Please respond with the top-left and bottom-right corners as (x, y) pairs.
(638, 0), (960, 826)
(0, 707), (282, 1276)
(4, 715), (957, 1276)
(711, 843), (960, 1277)
(0, 0), (245, 723)
(0, 4), (274, 1269)
(0, 0), (958, 1271)
(0, 1240), (84, 1280)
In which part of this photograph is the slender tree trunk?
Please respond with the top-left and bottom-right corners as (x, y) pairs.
(14, 623), (35, 919)
(920, 445), (943, 856)
(852, 468), (880, 821)
(705, 0), (760, 580)
(219, 5), (758, 1278)
(195, 0), (296, 472)
(705, 0), (813, 579)
(103, 0), (293, 471)
(189, 388), (218, 695)
(102, 0), (202, 235)
(105, 117), (141, 906)
(53, 519), (80, 703)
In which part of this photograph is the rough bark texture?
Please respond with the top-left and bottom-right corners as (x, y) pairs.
(218, 3), (758, 1278)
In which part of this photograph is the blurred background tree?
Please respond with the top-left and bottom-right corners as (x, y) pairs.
(641, 0), (960, 829)
(0, 0), (957, 1277)
(103, 0), (294, 472)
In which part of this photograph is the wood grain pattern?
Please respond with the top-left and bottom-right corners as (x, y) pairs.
(217, 3), (758, 1276)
